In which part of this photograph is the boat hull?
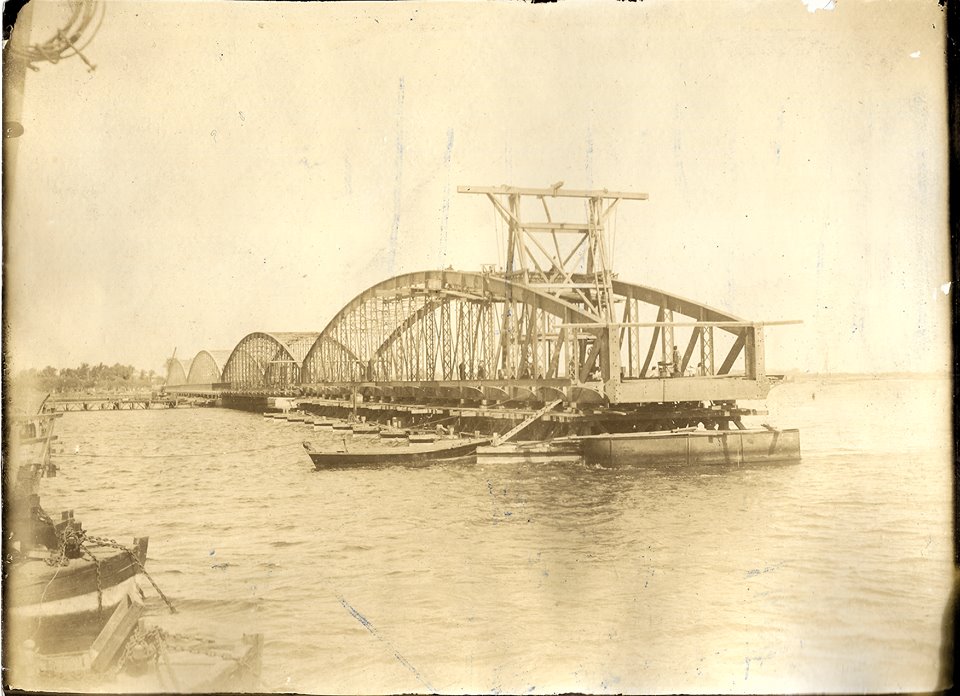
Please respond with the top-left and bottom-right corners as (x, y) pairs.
(305, 439), (488, 469)
(579, 428), (801, 466)
(7, 538), (148, 654)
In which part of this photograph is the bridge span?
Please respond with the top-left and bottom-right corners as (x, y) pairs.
(165, 185), (796, 433)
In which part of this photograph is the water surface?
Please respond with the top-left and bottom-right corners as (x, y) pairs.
(27, 377), (954, 693)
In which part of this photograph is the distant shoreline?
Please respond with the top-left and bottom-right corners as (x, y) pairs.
(772, 371), (951, 383)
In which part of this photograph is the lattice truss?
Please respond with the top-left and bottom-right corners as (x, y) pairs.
(221, 333), (318, 389)
(299, 274), (748, 385)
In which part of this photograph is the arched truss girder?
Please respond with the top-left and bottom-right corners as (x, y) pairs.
(186, 349), (233, 385)
(300, 270), (760, 387)
(319, 270), (601, 336)
(302, 271), (604, 384)
(222, 332), (319, 389)
(165, 358), (191, 386)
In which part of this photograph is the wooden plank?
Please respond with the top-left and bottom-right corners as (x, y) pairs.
(492, 399), (563, 446)
(519, 223), (590, 232)
(459, 185), (648, 200)
(89, 592), (144, 673)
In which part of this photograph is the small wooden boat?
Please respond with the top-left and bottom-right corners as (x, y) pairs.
(302, 438), (489, 469)
(313, 420), (334, 429)
(331, 422), (353, 431)
(351, 423), (380, 435)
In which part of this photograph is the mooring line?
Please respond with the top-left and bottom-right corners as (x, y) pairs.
(51, 440), (305, 459)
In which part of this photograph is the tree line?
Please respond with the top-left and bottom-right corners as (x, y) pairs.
(14, 363), (161, 394)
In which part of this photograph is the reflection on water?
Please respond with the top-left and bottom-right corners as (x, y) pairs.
(14, 377), (954, 693)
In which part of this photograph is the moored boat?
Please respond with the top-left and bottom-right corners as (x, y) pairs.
(8, 536), (149, 654)
(4, 409), (154, 656)
(302, 437), (489, 469)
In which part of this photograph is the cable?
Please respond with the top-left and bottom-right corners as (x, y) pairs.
(51, 440), (305, 460)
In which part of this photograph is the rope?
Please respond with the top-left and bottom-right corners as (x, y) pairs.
(7, 0), (105, 71)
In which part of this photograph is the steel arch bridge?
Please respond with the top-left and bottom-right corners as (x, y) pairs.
(297, 268), (769, 405)
(166, 185), (793, 409)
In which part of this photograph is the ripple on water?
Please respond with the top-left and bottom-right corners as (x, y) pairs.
(32, 379), (955, 694)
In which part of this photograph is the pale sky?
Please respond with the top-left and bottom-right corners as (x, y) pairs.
(3, 0), (950, 375)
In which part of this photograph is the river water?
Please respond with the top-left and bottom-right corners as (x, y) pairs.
(22, 376), (954, 693)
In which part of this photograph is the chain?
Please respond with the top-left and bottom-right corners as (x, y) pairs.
(115, 625), (165, 674)
(82, 535), (177, 614)
(118, 626), (249, 667)
(39, 504), (81, 567)
(43, 528), (69, 567)
(81, 544), (104, 617)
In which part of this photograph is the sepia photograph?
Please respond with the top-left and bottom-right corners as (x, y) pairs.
(2, 0), (953, 693)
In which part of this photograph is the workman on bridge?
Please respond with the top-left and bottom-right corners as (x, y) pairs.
(671, 346), (681, 376)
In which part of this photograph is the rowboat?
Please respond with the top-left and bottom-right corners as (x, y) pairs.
(302, 437), (489, 469)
